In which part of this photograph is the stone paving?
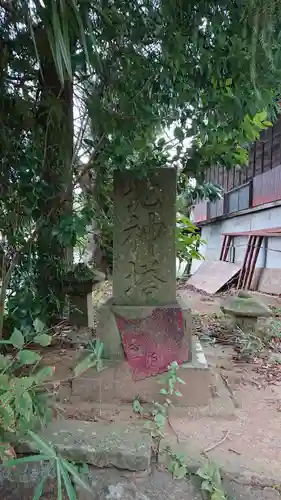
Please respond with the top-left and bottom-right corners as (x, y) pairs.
(0, 464), (280, 499)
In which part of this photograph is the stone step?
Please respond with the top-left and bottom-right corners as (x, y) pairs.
(40, 420), (152, 472)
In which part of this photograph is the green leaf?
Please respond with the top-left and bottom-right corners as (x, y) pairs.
(196, 467), (209, 480)
(175, 391), (182, 397)
(73, 354), (97, 377)
(132, 399), (144, 414)
(213, 466), (222, 487)
(57, 459), (63, 500)
(14, 376), (35, 390)
(0, 404), (15, 431)
(176, 377), (186, 385)
(33, 319), (46, 334)
(34, 366), (54, 383)
(10, 329), (25, 349)
(34, 334), (52, 347)
(28, 431), (56, 458)
(174, 126), (185, 142)
(61, 463), (77, 500)
(154, 413), (166, 428)
(0, 374), (9, 390)
(18, 350), (42, 365)
(173, 465), (187, 479)
(201, 480), (213, 492)
(0, 354), (12, 370)
(17, 391), (33, 422)
(5, 454), (51, 467)
(33, 474), (48, 500)
(61, 459), (92, 492)
(254, 109), (267, 123)
(169, 361), (179, 369)
(168, 460), (175, 474)
(211, 490), (226, 500)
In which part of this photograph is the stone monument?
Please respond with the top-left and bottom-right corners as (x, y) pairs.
(97, 168), (209, 399)
(62, 264), (105, 328)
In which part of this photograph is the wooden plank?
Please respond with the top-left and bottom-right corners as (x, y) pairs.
(187, 260), (241, 294)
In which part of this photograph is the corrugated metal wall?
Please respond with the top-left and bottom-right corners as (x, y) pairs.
(206, 117), (281, 194)
(252, 164), (281, 206)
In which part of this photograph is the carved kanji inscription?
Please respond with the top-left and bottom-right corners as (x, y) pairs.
(113, 169), (177, 306)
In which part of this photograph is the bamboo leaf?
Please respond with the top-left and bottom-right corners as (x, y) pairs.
(61, 462), (77, 500)
(61, 459), (92, 492)
(57, 459), (63, 500)
(32, 474), (48, 500)
(70, 0), (90, 69)
(5, 455), (51, 467)
(28, 431), (56, 458)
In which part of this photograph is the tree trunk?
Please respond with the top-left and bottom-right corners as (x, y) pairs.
(36, 29), (74, 320)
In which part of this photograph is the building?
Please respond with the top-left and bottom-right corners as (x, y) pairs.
(191, 116), (281, 294)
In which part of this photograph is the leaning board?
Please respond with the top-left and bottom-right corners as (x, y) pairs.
(187, 260), (241, 294)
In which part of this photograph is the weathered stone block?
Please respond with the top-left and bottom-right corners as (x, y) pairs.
(41, 421), (152, 471)
(96, 298), (124, 359)
(113, 168), (177, 306)
(69, 292), (94, 328)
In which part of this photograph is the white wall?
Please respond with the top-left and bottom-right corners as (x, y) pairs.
(192, 205), (281, 272)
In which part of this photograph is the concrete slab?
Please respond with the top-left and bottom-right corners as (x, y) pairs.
(40, 421), (152, 471)
(187, 260), (241, 294)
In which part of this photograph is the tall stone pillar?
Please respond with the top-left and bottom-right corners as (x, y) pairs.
(113, 168), (176, 306)
(97, 168), (194, 379)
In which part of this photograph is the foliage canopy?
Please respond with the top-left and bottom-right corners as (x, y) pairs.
(0, 0), (281, 321)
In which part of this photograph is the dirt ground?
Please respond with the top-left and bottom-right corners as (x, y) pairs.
(41, 282), (281, 489)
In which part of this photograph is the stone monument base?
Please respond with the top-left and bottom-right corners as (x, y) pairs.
(96, 295), (192, 364)
(95, 293), (211, 406)
(70, 337), (211, 408)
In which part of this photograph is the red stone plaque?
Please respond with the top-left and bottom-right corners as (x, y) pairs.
(115, 307), (189, 380)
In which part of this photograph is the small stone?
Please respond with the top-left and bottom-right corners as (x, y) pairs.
(40, 420), (152, 471)
(221, 294), (272, 319)
(269, 352), (281, 364)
